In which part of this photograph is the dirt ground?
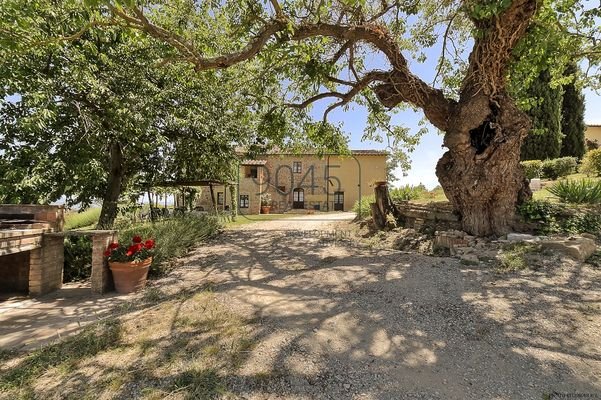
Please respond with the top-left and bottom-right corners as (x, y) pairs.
(159, 213), (601, 399)
(2, 212), (601, 399)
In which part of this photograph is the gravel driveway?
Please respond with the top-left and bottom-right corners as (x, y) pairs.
(166, 212), (601, 399)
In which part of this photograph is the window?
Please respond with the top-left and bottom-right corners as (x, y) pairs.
(293, 161), (302, 173)
(244, 165), (258, 178)
(217, 192), (224, 205)
(239, 195), (249, 208)
(277, 185), (286, 193)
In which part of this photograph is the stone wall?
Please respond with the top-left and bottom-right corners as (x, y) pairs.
(393, 201), (461, 231)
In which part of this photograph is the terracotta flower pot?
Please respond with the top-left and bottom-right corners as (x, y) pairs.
(109, 257), (152, 294)
(261, 206), (271, 214)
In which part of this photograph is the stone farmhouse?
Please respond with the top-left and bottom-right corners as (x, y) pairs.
(196, 150), (388, 214)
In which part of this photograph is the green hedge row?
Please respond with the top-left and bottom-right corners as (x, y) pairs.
(520, 157), (577, 180)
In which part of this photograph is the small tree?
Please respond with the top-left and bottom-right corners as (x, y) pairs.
(521, 70), (563, 161)
(560, 63), (586, 159)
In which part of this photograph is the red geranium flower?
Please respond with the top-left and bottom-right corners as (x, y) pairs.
(109, 242), (119, 250)
(104, 250), (111, 257)
(144, 239), (155, 249)
(132, 235), (142, 244)
(126, 244), (140, 257)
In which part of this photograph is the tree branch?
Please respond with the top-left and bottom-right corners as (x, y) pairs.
(109, 3), (454, 130)
(285, 92), (346, 108)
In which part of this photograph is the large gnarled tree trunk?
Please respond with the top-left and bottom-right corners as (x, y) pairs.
(373, 0), (537, 235)
(436, 93), (532, 236)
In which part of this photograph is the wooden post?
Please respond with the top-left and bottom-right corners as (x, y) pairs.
(209, 184), (217, 213)
(230, 185), (237, 221)
(372, 181), (400, 230)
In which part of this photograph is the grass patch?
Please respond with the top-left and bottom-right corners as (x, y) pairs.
(0, 320), (122, 394)
(119, 215), (221, 276)
(497, 242), (540, 272)
(411, 185), (448, 203)
(64, 208), (101, 230)
(0, 291), (253, 400)
(532, 173), (601, 202)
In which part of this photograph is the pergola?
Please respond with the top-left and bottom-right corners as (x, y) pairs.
(148, 178), (237, 214)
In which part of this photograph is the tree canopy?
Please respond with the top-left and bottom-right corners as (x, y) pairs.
(2, 0), (599, 235)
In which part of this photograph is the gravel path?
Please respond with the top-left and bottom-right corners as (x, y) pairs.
(164, 213), (601, 399)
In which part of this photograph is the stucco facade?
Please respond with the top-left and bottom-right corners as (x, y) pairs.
(197, 151), (388, 214)
(585, 124), (601, 146)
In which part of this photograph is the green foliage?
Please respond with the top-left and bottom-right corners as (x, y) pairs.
(520, 160), (543, 179)
(0, 1), (309, 224)
(352, 195), (375, 219)
(63, 236), (93, 282)
(498, 243), (539, 272)
(518, 200), (601, 235)
(518, 199), (562, 222)
(118, 215), (221, 275)
(560, 63), (586, 159)
(389, 184), (427, 201)
(580, 149), (601, 176)
(547, 179), (601, 204)
(521, 70), (564, 161)
(64, 208), (101, 230)
(541, 157), (577, 180)
(352, 184), (430, 218)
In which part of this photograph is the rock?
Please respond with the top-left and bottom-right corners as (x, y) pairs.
(460, 254), (479, 263)
(541, 237), (597, 261)
(507, 233), (540, 242)
(343, 383), (351, 390)
(581, 233), (597, 240)
(434, 231), (469, 250)
(529, 178), (542, 191)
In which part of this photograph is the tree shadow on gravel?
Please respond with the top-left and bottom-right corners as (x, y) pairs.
(1, 227), (600, 400)
(187, 228), (601, 399)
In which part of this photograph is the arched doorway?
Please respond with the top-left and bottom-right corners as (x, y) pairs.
(292, 188), (305, 209)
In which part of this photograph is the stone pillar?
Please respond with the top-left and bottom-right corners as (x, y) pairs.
(91, 231), (117, 294)
(29, 235), (64, 296)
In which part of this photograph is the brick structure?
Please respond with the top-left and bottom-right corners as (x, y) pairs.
(90, 231), (117, 294)
(0, 205), (119, 297)
(0, 205), (64, 296)
(28, 235), (64, 296)
(0, 204), (64, 231)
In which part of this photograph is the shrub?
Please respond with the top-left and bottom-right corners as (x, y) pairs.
(119, 215), (221, 275)
(389, 184), (426, 202)
(547, 179), (601, 204)
(352, 195), (374, 218)
(586, 138), (599, 151)
(63, 236), (92, 282)
(518, 199), (601, 235)
(520, 160), (543, 180)
(541, 157), (577, 180)
(64, 208), (101, 230)
(580, 148), (601, 177)
(498, 243), (539, 272)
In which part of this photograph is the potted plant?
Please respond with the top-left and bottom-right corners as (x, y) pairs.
(260, 193), (272, 214)
(105, 235), (155, 294)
